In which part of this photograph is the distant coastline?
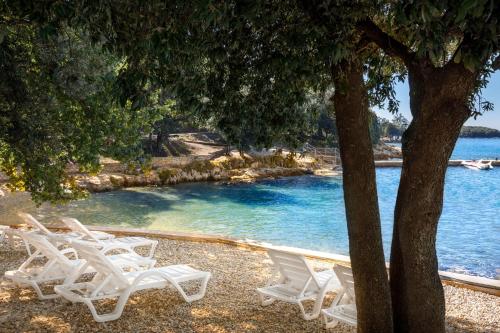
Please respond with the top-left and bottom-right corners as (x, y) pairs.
(383, 126), (500, 143)
(459, 126), (500, 138)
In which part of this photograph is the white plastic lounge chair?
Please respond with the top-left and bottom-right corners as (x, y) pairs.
(256, 248), (340, 320)
(55, 240), (211, 322)
(322, 265), (357, 328)
(17, 213), (88, 255)
(61, 217), (158, 258)
(19, 213), (115, 241)
(4, 233), (156, 300)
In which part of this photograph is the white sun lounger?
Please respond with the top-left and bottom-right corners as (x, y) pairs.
(61, 217), (158, 258)
(4, 233), (156, 300)
(18, 213), (114, 241)
(256, 248), (340, 320)
(55, 240), (211, 322)
(322, 265), (357, 328)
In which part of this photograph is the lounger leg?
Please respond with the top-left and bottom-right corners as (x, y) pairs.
(323, 314), (340, 328)
(31, 282), (60, 300)
(258, 293), (276, 306)
(7, 232), (16, 247)
(146, 241), (158, 259)
(83, 294), (130, 323)
(298, 300), (323, 320)
(297, 286), (332, 321)
(307, 288), (331, 320)
(174, 274), (211, 303)
(322, 289), (349, 328)
(84, 299), (119, 323)
(24, 240), (32, 256)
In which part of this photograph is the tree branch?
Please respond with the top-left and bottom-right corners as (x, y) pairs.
(357, 19), (414, 66)
(492, 54), (500, 71)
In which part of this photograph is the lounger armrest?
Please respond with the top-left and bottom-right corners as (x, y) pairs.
(128, 269), (168, 289)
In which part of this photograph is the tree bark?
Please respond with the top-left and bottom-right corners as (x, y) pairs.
(390, 61), (477, 333)
(332, 60), (393, 333)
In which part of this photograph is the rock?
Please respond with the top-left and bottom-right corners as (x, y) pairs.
(109, 175), (125, 187)
(313, 169), (341, 177)
(70, 151), (315, 193)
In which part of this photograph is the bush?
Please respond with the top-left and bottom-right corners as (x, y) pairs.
(184, 160), (215, 173)
(158, 168), (180, 184)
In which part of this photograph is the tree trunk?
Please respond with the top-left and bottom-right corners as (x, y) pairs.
(156, 132), (163, 153)
(390, 62), (476, 333)
(332, 60), (393, 333)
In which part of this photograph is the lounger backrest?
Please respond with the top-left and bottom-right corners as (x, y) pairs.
(268, 249), (320, 291)
(18, 213), (51, 235)
(22, 232), (73, 268)
(71, 240), (129, 287)
(333, 265), (356, 300)
(61, 218), (99, 242)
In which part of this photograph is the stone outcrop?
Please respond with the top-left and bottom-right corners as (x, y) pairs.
(373, 142), (402, 160)
(76, 154), (315, 192)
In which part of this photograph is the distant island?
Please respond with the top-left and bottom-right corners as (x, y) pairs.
(459, 126), (500, 138)
(380, 117), (500, 142)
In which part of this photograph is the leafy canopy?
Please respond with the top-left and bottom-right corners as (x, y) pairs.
(0, 18), (164, 203)
(2, 0), (498, 202)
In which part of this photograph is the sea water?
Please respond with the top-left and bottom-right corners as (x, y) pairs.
(34, 138), (500, 278)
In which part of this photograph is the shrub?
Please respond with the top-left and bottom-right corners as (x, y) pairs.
(158, 168), (179, 184)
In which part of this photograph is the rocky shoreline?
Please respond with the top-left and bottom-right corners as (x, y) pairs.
(75, 153), (320, 193)
(0, 142), (400, 198)
(76, 167), (313, 192)
(75, 143), (400, 193)
(77, 166), (313, 192)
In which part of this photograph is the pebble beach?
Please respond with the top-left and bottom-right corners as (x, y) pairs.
(0, 238), (498, 332)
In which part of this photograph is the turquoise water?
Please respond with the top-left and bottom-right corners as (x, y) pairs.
(37, 169), (500, 278)
(34, 138), (500, 278)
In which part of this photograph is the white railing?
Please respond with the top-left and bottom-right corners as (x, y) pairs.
(303, 143), (341, 168)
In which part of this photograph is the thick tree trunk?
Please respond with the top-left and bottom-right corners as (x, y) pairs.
(333, 60), (393, 333)
(390, 62), (476, 333)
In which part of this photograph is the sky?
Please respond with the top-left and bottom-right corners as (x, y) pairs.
(375, 71), (500, 130)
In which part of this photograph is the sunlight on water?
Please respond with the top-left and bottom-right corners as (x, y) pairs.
(35, 167), (500, 278)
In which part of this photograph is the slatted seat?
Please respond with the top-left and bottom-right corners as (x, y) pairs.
(55, 240), (211, 322)
(256, 248), (340, 320)
(322, 265), (357, 328)
(61, 217), (158, 258)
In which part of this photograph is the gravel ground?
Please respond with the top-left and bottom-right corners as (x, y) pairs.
(0, 238), (498, 333)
